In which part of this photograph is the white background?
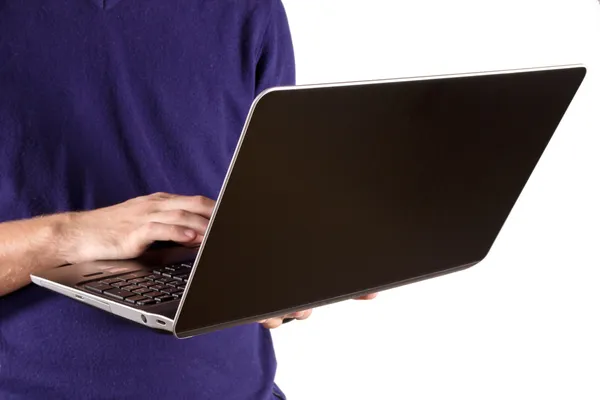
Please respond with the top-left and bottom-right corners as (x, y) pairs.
(274, 1), (600, 399)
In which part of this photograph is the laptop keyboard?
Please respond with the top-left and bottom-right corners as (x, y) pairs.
(82, 263), (193, 306)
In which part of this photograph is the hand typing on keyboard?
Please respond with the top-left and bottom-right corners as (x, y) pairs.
(63, 192), (215, 265)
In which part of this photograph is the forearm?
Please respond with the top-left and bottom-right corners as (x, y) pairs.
(0, 214), (73, 296)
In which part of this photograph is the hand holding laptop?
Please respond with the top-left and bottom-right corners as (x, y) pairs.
(259, 292), (377, 329)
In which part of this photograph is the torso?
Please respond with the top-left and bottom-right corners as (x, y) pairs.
(0, 1), (292, 398)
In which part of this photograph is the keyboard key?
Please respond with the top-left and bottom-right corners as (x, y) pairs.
(99, 278), (122, 285)
(154, 277), (173, 284)
(104, 289), (137, 300)
(147, 274), (162, 281)
(167, 281), (179, 287)
(161, 287), (180, 295)
(172, 290), (185, 298)
(144, 291), (163, 298)
(122, 285), (141, 291)
(150, 284), (169, 291)
(128, 278), (147, 284)
(136, 298), (156, 306)
(177, 284), (186, 290)
(163, 271), (184, 278)
(125, 295), (148, 304)
(138, 280), (155, 287)
(181, 263), (193, 268)
(171, 270), (189, 277)
(173, 274), (189, 282)
(118, 271), (152, 281)
(111, 281), (130, 288)
(133, 287), (152, 295)
(155, 295), (174, 302)
(84, 282), (113, 293)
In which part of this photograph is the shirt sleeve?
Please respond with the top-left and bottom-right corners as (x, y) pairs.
(254, 0), (296, 96)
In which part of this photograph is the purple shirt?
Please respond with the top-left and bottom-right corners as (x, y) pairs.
(0, 1), (295, 398)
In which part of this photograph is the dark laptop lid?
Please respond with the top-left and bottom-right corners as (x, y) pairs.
(175, 65), (586, 338)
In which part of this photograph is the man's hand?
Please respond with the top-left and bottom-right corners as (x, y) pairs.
(259, 310), (313, 329)
(65, 192), (215, 264)
(259, 293), (378, 329)
(0, 192), (216, 296)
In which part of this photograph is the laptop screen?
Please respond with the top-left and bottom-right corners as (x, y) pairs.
(175, 66), (586, 337)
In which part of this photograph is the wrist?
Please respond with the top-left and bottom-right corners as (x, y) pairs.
(49, 212), (85, 265)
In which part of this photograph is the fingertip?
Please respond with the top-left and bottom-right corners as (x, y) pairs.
(193, 234), (205, 244)
(183, 229), (196, 239)
(355, 293), (378, 300)
(262, 319), (283, 329)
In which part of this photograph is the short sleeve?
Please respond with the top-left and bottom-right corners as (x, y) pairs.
(254, 0), (296, 96)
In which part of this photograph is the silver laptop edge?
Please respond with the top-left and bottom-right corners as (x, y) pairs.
(30, 274), (175, 331)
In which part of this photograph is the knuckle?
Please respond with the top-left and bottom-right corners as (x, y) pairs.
(142, 193), (170, 211)
(195, 195), (208, 205)
(142, 221), (159, 232)
(140, 202), (157, 213)
(125, 195), (145, 205)
(150, 192), (172, 201)
(196, 217), (208, 229)
(171, 209), (187, 220)
(196, 195), (213, 207)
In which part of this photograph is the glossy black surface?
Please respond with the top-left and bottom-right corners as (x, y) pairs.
(176, 67), (586, 337)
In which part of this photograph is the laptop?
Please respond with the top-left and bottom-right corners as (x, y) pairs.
(31, 64), (586, 338)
